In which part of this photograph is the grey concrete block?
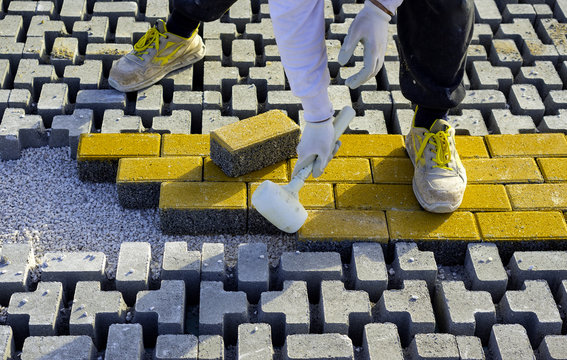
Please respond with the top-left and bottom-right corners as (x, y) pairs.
(474, 0), (502, 31)
(248, 61), (286, 97)
(136, 85), (163, 128)
(522, 38), (560, 66)
(101, 109), (143, 133)
(150, 110), (191, 134)
(499, 280), (562, 347)
(456, 336), (485, 360)
(435, 281), (496, 342)
(266, 90), (303, 121)
(350, 243), (388, 303)
(75, 89), (127, 129)
(328, 85), (353, 113)
(470, 61), (513, 93)
(8, 3), (54, 29)
(544, 90), (567, 115)
(375, 280), (436, 347)
(203, 61), (239, 99)
(488, 109), (537, 134)
(319, 280), (371, 344)
(105, 324), (144, 360)
(237, 323), (273, 360)
(392, 242), (437, 292)
(203, 20), (237, 55)
(228, 0), (252, 33)
(489, 324), (535, 360)
(259, 281), (309, 346)
(496, 18), (538, 49)
(362, 323), (403, 360)
(171, 91), (202, 129)
(0, 326), (14, 360)
(115, 17), (150, 44)
(72, 17), (110, 53)
(6, 90), (31, 112)
(283, 334), (354, 360)
(203, 91), (223, 111)
(85, 43), (132, 75)
(26, 15), (67, 52)
(355, 91), (392, 120)
(539, 110), (567, 133)
(471, 24), (493, 48)
(204, 39), (223, 62)
(245, 19), (276, 49)
(380, 61), (400, 91)
(508, 251), (567, 294)
(20, 335), (96, 360)
(198, 335), (224, 360)
(538, 335), (567, 360)
(458, 90), (507, 119)
(92, 1), (138, 32)
(50, 37), (79, 77)
(502, 4), (535, 23)
(231, 84), (258, 119)
(538, 18), (567, 61)
(145, 0), (169, 24)
(464, 243), (508, 302)
(328, 18), (353, 42)
(508, 84), (545, 124)
(41, 251), (106, 298)
(201, 243), (225, 283)
(201, 110), (239, 134)
(279, 251), (343, 302)
(22, 37), (46, 61)
(199, 281), (248, 343)
(134, 280), (186, 344)
(13, 59), (57, 99)
(161, 242), (200, 302)
(154, 334), (198, 360)
(515, 61), (563, 99)
(237, 243), (269, 304)
(447, 109), (489, 136)
(63, 60), (104, 99)
(0, 15), (24, 40)
(0, 62), (11, 96)
(0, 40), (24, 73)
(60, 0), (88, 31)
(345, 110), (388, 134)
(37, 83), (69, 128)
(116, 242), (151, 305)
(50, 109), (93, 159)
(0, 243), (34, 306)
(490, 39), (523, 75)
(160, 66), (195, 94)
(231, 39), (255, 75)
(0, 109), (47, 160)
(69, 281), (127, 348)
(7, 282), (64, 346)
(408, 333), (460, 360)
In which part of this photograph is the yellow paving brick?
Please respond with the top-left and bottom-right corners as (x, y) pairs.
(289, 158), (372, 183)
(117, 156), (203, 183)
(486, 134), (567, 157)
(210, 110), (298, 152)
(161, 134), (210, 156)
(371, 157), (413, 184)
(476, 211), (567, 241)
(297, 210), (389, 243)
(159, 182), (247, 209)
(537, 158), (567, 182)
(335, 134), (407, 157)
(454, 136), (489, 158)
(204, 157), (288, 182)
(77, 133), (161, 160)
(506, 184), (567, 210)
(335, 184), (420, 210)
(463, 158), (543, 184)
(387, 210), (481, 241)
(459, 184), (512, 211)
(248, 182), (335, 209)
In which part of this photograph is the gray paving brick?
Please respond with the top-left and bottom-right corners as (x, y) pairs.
(458, 89), (507, 119)
(355, 91), (392, 120)
(69, 281), (127, 348)
(6, 89), (31, 112)
(248, 61), (286, 97)
(201, 109), (239, 134)
(522, 38), (560, 65)
(237, 323), (273, 360)
(171, 91), (202, 129)
(203, 20), (237, 55)
(231, 84), (258, 119)
(472, 24), (494, 48)
(490, 39), (523, 75)
(161, 66), (194, 96)
(0, 15), (24, 40)
(328, 85), (353, 113)
(338, 62), (378, 99)
(319, 280), (371, 344)
(134, 280), (185, 344)
(92, 1), (138, 32)
(266, 90), (302, 121)
(237, 243), (268, 304)
(72, 17), (110, 53)
(27, 15), (67, 53)
(435, 281), (496, 342)
(198, 335), (224, 360)
(228, 0), (252, 33)
(499, 280), (562, 346)
(101, 109), (143, 133)
(63, 60), (104, 100)
(203, 91), (223, 111)
(408, 333), (460, 360)
(0, 243), (34, 306)
(13, 59), (57, 100)
(283, 333), (354, 360)
(538, 335), (567, 360)
(0, 39), (24, 72)
(464, 243), (508, 301)
(278, 251), (343, 302)
(231, 39), (255, 75)
(508, 251), (567, 294)
(350, 243), (388, 302)
(475, 0), (502, 31)
(0, 108), (48, 160)
(199, 281), (248, 343)
(201, 243), (225, 283)
(380, 61), (400, 91)
(50, 109), (93, 159)
(488, 109), (537, 134)
(37, 83), (69, 128)
(362, 323), (403, 360)
(41, 251), (106, 298)
(203, 61), (239, 99)
(204, 39), (223, 62)
(116, 242), (151, 305)
(508, 84), (545, 124)
(338, 3), (363, 20)
(447, 109), (489, 136)
(135, 84), (163, 128)
(145, 0), (169, 24)
(264, 45), (281, 62)
(345, 110), (388, 134)
(0, 326), (14, 360)
(375, 280), (435, 347)
(161, 242), (200, 302)
(489, 324), (535, 360)
(544, 90), (567, 115)
(496, 18), (538, 49)
(503, 4), (536, 22)
(392, 109), (414, 135)
(75, 89), (126, 128)
(155, 334), (198, 360)
(392, 243), (437, 292)
(328, 18), (353, 42)
(20, 335), (96, 360)
(85, 43), (132, 75)
(9, 2), (54, 29)
(456, 336), (485, 360)
(515, 61), (563, 99)
(115, 17), (149, 44)
(539, 110), (567, 133)
(466, 45), (489, 74)
(534, 4), (553, 19)
(22, 37), (46, 61)
(104, 324), (144, 360)
(7, 282), (64, 345)
(60, 0), (88, 31)
(470, 61), (513, 93)
(537, 18), (567, 61)
(245, 18), (276, 49)
(259, 281), (309, 346)
(51, 37), (79, 77)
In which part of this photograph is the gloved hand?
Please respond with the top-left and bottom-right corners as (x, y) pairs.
(338, 0), (391, 89)
(291, 118), (337, 179)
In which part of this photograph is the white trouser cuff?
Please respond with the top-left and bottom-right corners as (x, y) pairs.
(301, 88), (334, 123)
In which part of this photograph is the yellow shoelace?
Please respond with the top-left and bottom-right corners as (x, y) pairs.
(133, 27), (166, 60)
(415, 130), (453, 171)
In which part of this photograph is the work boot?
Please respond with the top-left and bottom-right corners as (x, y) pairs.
(108, 19), (205, 92)
(404, 117), (467, 213)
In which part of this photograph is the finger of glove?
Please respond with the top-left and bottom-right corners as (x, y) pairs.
(291, 154), (317, 179)
(338, 33), (359, 66)
(346, 45), (379, 89)
(332, 140), (341, 157)
(312, 155), (329, 178)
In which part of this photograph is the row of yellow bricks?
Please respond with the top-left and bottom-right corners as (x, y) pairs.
(78, 132), (567, 242)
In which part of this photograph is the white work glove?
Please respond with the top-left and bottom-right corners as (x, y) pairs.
(292, 118), (338, 179)
(338, 0), (391, 89)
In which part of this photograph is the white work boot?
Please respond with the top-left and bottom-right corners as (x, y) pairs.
(404, 118), (467, 213)
(109, 19), (205, 92)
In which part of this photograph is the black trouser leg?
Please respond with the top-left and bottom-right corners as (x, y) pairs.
(167, 0), (239, 37)
(397, 0), (475, 119)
